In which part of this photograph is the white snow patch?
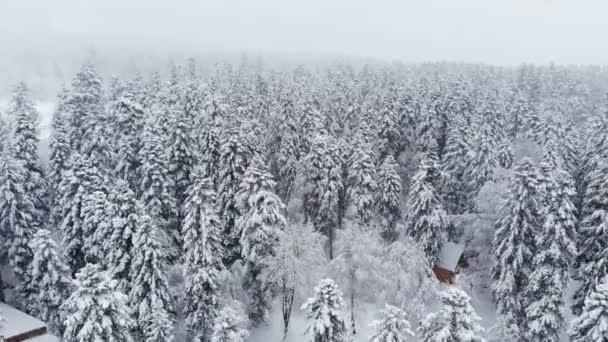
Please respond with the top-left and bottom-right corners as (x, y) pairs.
(0, 302), (47, 339)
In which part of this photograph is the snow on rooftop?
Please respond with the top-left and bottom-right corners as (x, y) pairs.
(28, 334), (60, 342)
(437, 242), (465, 272)
(0, 302), (47, 339)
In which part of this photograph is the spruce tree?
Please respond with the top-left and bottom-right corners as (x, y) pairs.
(211, 303), (250, 342)
(464, 123), (498, 211)
(0, 153), (38, 302)
(346, 138), (376, 225)
(524, 169), (577, 342)
(269, 95), (302, 202)
(62, 264), (134, 342)
(111, 82), (145, 189)
(99, 181), (139, 290)
(199, 95), (225, 186)
(375, 155), (403, 243)
(236, 158), (286, 325)
(182, 172), (225, 340)
(139, 113), (178, 255)
(370, 305), (415, 342)
(48, 89), (73, 204)
(69, 62), (104, 153)
(217, 128), (255, 265)
(302, 278), (347, 342)
(129, 214), (174, 340)
(418, 288), (485, 342)
(572, 160), (608, 315)
(9, 83), (48, 221)
(441, 116), (472, 215)
(406, 152), (448, 264)
(569, 278), (608, 342)
(28, 229), (73, 335)
(58, 153), (106, 273)
(491, 158), (542, 338)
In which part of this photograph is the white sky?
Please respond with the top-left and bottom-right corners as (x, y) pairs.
(0, 0), (607, 65)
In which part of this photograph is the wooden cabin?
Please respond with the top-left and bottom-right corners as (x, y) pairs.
(0, 303), (59, 342)
(433, 242), (465, 284)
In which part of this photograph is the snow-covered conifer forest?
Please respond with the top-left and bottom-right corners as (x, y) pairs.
(2, 56), (608, 342)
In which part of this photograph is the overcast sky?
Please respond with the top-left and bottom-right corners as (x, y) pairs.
(1, 0), (607, 65)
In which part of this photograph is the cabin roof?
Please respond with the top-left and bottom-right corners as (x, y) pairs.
(437, 242), (465, 272)
(0, 302), (47, 339)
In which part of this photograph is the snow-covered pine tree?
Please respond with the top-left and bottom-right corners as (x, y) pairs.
(0, 152), (37, 289)
(211, 302), (250, 342)
(111, 82), (145, 189)
(377, 89), (402, 160)
(370, 304), (415, 342)
(346, 137), (376, 225)
(9, 83), (48, 221)
(236, 158), (286, 325)
(464, 122), (499, 211)
(28, 229), (73, 335)
(182, 172), (225, 340)
(572, 159), (608, 315)
(48, 88), (73, 206)
(58, 153), (106, 273)
(68, 62), (104, 153)
(418, 287), (485, 342)
(375, 155), (403, 243)
(441, 115), (473, 215)
(199, 95), (225, 187)
(62, 264), (134, 342)
(263, 223), (326, 339)
(524, 169), (577, 342)
(138, 112), (178, 256)
(406, 151), (448, 264)
(129, 214), (174, 341)
(269, 94), (302, 202)
(81, 190), (113, 265)
(491, 158), (542, 338)
(217, 128), (256, 265)
(99, 180), (139, 291)
(302, 278), (347, 342)
(145, 309), (175, 342)
(569, 278), (608, 342)
(167, 77), (199, 208)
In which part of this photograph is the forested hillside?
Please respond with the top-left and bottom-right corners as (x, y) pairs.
(1, 59), (608, 342)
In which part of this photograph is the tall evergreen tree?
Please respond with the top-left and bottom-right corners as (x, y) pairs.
(491, 158), (542, 338)
(302, 278), (347, 342)
(199, 95), (226, 186)
(217, 128), (255, 265)
(28, 229), (73, 335)
(58, 153), (106, 273)
(139, 113), (178, 255)
(569, 278), (608, 342)
(370, 305), (415, 342)
(375, 155), (403, 243)
(464, 123), (498, 211)
(572, 160), (608, 315)
(129, 214), (174, 341)
(9, 83), (48, 221)
(418, 288), (485, 342)
(441, 116), (472, 215)
(346, 138), (376, 225)
(111, 82), (145, 189)
(48, 89), (73, 205)
(68, 62), (104, 153)
(269, 95), (302, 202)
(524, 169), (577, 342)
(236, 159), (286, 325)
(62, 264), (134, 342)
(182, 172), (225, 340)
(0, 153), (38, 297)
(406, 152), (448, 264)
